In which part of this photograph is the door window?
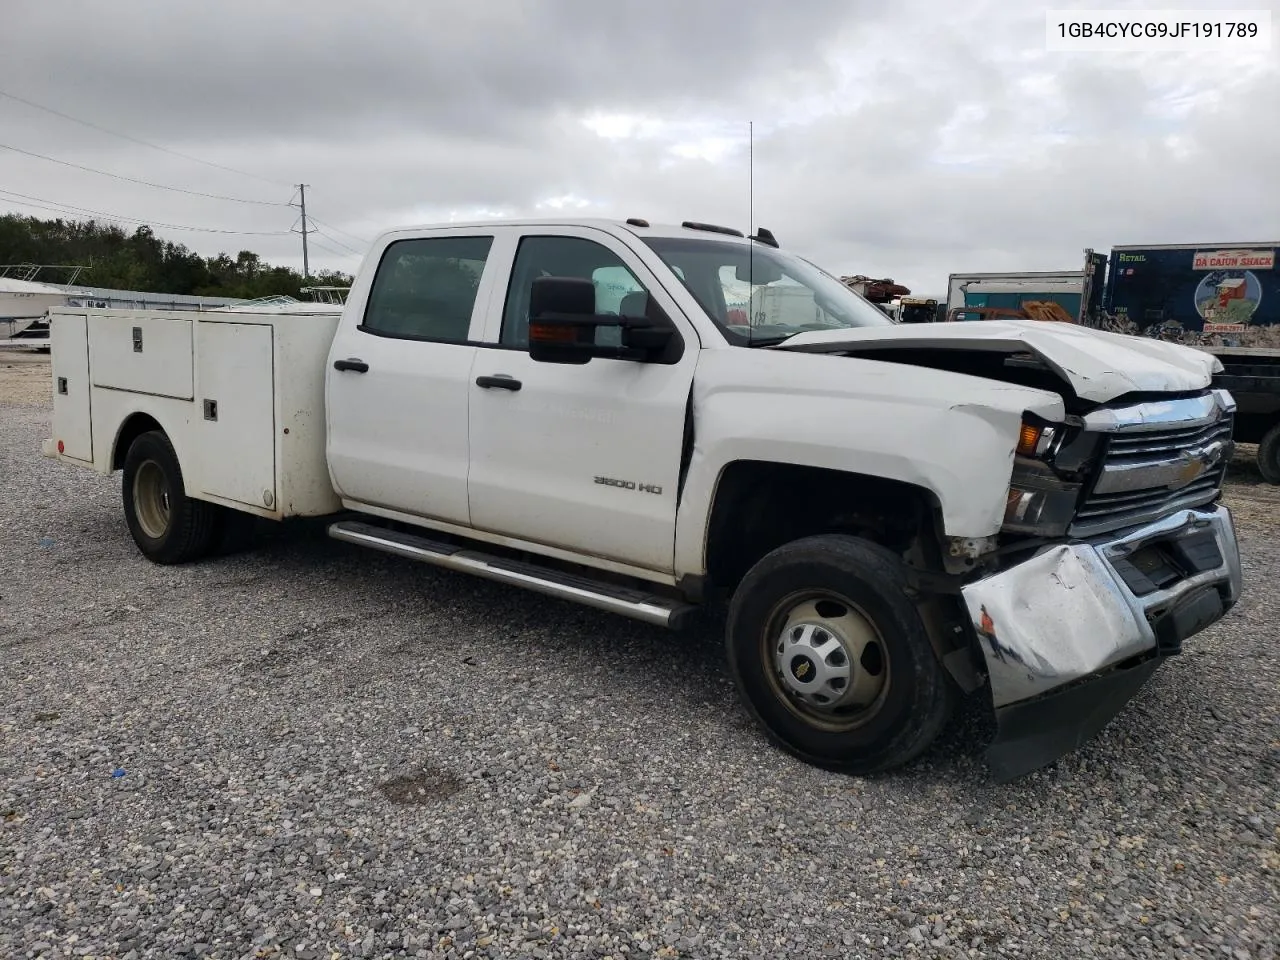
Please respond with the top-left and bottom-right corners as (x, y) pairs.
(362, 236), (493, 342)
(500, 236), (653, 348)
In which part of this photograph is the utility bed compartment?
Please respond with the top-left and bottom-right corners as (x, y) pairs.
(45, 306), (342, 519)
(90, 314), (195, 399)
(50, 313), (93, 463)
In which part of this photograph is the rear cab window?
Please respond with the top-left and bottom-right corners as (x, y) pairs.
(361, 235), (494, 342)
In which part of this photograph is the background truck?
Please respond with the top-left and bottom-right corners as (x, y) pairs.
(944, 243), (1280, 480)
(945, 253), (1111, 325)
(42, 217), (1243, 782)
(1098, 242), (1280, 481)
(894, 296), (941, 324)
(836, 277), (941, 323)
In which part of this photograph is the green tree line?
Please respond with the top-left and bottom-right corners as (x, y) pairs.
(0, 214), (353, 300)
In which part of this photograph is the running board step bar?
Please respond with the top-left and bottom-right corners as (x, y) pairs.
(328, 520), (695, 629)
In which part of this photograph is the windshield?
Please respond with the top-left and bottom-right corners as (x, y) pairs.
(641, 236), (894, 345)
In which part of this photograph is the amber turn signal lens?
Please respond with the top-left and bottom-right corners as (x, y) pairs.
(528, 321), (578, 343)
(1016, 423), (1041, 457)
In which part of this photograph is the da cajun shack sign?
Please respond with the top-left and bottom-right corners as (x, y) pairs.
(1192, 249), (1275, 270)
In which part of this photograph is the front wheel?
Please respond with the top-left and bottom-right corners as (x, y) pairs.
(725, 534), (955, 775)
(121, 430), (219, 564)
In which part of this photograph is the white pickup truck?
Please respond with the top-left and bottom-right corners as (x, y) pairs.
(42, 217), (1243, 781)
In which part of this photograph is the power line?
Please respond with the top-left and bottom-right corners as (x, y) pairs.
(305, 214), (370, 246)
(306, 236), (360, 261)
(0, 141), (290, 206)
(0, 189), (293, 236)
(310, 227), (364, 257)
(0, 88), (290, 189)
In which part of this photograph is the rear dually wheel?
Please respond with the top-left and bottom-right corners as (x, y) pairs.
(121, 430), (219, 564)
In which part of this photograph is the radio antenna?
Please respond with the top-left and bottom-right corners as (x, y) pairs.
(748, 120), (754, 342)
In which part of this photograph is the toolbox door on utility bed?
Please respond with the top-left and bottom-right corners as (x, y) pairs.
(49, 312), (93, 463)
(193, 320), (277, 511)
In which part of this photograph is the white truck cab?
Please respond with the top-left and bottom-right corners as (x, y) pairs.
(42, 217), (1243, 780)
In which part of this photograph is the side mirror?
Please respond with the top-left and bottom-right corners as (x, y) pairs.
(528, 276), (675, 364)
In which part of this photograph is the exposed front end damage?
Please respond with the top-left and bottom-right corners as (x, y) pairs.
(963, 505), (1241, 780)
(952, 387), (1243, 780)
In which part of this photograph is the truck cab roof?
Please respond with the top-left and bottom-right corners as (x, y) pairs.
(373, 217), (764, 247)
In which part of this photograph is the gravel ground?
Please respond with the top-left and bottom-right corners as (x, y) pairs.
(2, 360), (1278, 960)
(0, 351), (53, 406)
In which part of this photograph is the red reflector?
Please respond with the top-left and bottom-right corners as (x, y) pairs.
(529, 322), (578, 343)
(57, 440), (64, 454)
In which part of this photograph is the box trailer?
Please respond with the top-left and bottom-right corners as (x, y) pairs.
(1103, 243), (1280, 337)
(1102, 242), (1280, 480)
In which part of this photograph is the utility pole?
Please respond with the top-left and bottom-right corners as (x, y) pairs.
(296, 183), (310, 280)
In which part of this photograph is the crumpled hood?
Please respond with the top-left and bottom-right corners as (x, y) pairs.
(778, 319), (1221, 403)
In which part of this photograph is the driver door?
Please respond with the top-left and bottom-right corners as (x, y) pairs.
(466, 227), (700, 574)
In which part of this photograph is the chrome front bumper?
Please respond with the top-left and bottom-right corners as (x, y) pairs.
(962, 503), (1241, 711)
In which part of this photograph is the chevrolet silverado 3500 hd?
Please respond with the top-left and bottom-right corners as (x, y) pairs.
(42, 218), (1243, 780)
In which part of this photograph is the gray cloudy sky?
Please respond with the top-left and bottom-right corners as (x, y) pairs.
(2, 0), (1277, 295)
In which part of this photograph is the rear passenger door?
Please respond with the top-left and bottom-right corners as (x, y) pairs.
(326, 229), (505, 527)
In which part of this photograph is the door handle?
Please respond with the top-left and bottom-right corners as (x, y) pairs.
(475, 375), (522, 391)
(333, 358), (369, 373)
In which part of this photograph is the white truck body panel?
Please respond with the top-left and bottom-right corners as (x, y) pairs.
(782, 317), (1221, 402)
(193, 322), (276, 511)
(326, 337), (480, 526)
(89, 313), (195, 400)
(466, 342), (693, 572)
(49, 313), (93, 463)
(462, 224), (699, 573)
(672, 347), (1066, 572)
(43, 227), (1223, 572)
(44, 306), (342, 519)
(324, 224), (511, 528)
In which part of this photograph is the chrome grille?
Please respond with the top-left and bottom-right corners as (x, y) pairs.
(1071, 394), (1234, 538)
(1105, 418), (1234, 461)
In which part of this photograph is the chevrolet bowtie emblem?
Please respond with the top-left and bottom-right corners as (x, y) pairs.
(1168, 440), (1227, 491)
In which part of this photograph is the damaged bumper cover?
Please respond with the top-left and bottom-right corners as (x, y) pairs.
(962, 504), (1242, 781)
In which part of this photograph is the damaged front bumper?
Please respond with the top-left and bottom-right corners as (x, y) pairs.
(961, 504), (1242, 781)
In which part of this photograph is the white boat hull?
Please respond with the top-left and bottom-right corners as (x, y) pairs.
(0, 291), (67, 338)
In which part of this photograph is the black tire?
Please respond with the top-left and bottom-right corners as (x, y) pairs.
(1258, 422), (1280, 484)
(209, 506), (260, 557)
(121, 430), (218, 564)
(725, 534), (956, 775)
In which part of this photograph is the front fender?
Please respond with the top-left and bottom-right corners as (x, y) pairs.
(672, 349), (1064, 576)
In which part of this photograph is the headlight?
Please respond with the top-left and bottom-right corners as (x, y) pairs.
(1002, 417), (1080, 536)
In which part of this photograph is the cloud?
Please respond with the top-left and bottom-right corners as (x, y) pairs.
(1, 0), (1277, 295)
